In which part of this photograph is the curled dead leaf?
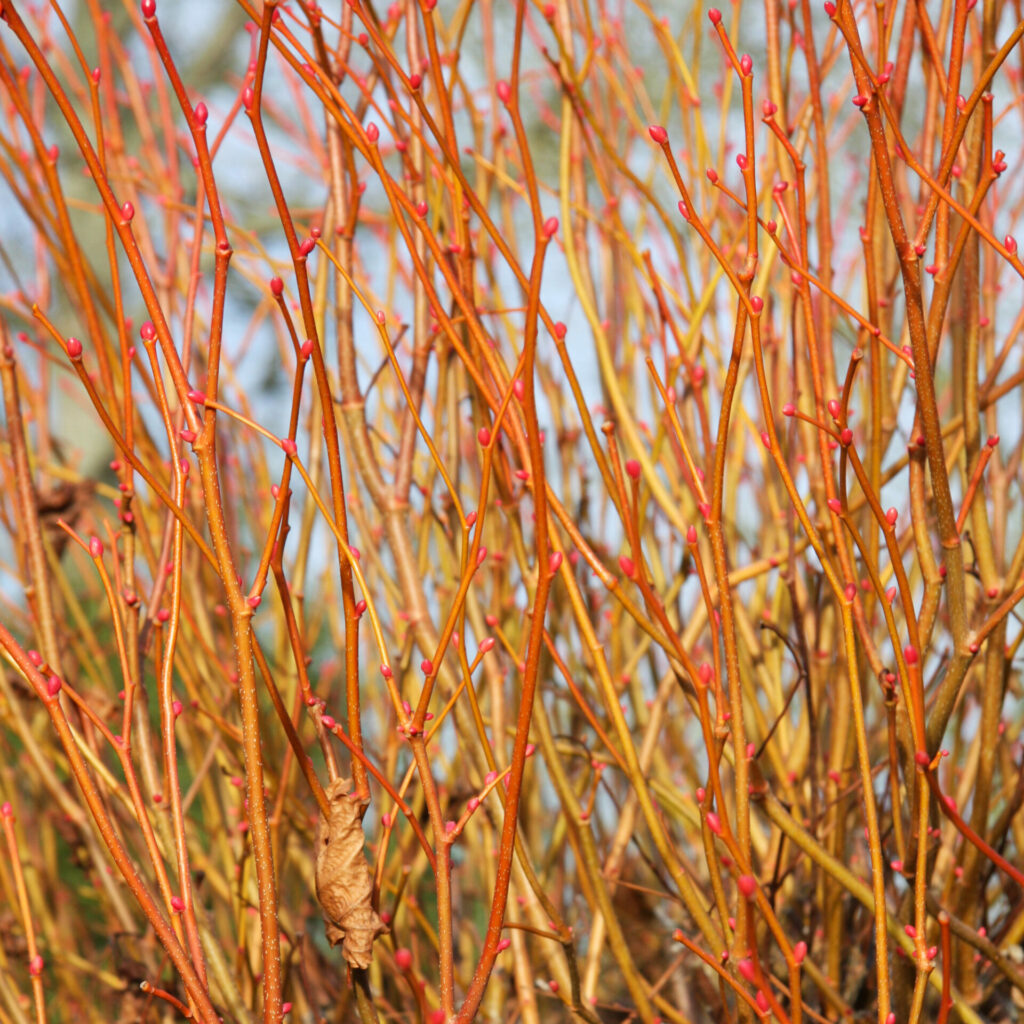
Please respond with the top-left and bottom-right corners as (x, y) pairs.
(314, 777), (387, 969)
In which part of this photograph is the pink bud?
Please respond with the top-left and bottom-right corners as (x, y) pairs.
(827, 498), (842, 513)
(496, 80), (511, 104)
(28, 955), (43, 976)
(737, 874), (757, 898)
(479, 638), (496, 654)
(66, 337), (83, 359)
(625, 458), (641, 479)
(46, 675), (62, 697)
(750, 295), (763, 313)
(648, 125), (668, 144)
(0, 802), (11, 818)
(904, 644), (919, 666)
(706, 811), (722, 835)
(141, 0), (156, 16)
(321, 715), (335, 730)
(885, 507), (898, 526)
(269, 277), (284, 297)
(121, 201), (135, 222)
(1006, 235), (1018, 255)
(395, 947), (413, 971)
(497, 938), (511, 951)
(739, 54), (752, 76)
(543, 216), (559, 238)
(708, 8), (722, 24)
(904, 923), (917, 938)
(549, 551), (563, 573)
(365, 122), (379, 143)
(793, 940), (807, 964)
(421, 659), (434, 675)
(736, 958), (756, 982)
(618, 554), (636, 578)
(193, 102), (208, 127)
(89, 536), (104, 558)
(782, 403), (795, 416)
(686, 525), (697, 544)
(281, 438), (297, 456)
(477, 427), (491, 446)
(172, 700), (183, 716)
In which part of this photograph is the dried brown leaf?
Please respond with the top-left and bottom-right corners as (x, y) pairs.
(314, 777), (387, 969)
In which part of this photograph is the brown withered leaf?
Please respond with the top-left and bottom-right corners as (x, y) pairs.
(314, 778), (387, 969)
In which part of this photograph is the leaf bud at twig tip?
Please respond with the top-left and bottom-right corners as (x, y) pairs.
(89, 536), (103, 558)
(141, 0), (156, 17)
(66, 337), (83, 359)
(648, 124), (668, 144)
